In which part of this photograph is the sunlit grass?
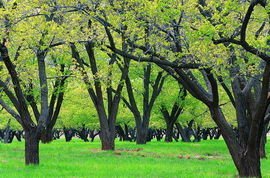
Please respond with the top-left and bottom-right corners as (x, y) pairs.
(0, 138), (270, 177)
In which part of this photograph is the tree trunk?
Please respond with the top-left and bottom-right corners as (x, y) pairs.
(165, 122), (174, 142)
(136, 128), (148, 144)
(259, 134), (266, 158)
(100, 133), (115, 150)
(209, 106), (262, 177)
(259, 117), (269, 158)
(237, 153), (261, 178)
(25, 129), (39, 165)
(175, 123), (191, 142)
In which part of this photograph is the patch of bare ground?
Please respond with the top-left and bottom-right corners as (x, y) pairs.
(89, 148), (144, 152)
(107, 148), (162, 158)
(116, 148), (143, 152)
(13, 148), (24, 152)
(113, 152), (121, 156)
(89, 149), (102, 152)
(177, 154), (223, 160)
(89, 148), (223, 160)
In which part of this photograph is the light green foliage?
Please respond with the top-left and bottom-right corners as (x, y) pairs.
(0, 111), (20, 129)
(195, 0), (269, 74)
(56, 80), (99, 129)
(116, 103), (135, 127)
(0, 0), (245, 131)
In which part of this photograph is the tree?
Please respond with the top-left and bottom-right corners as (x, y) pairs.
(159, 83), (186, 142)
(69, 17), (130, 149)
(209, 0), (270, 176)
(120, 62), (166, 144)
(0, 1), (70, 165)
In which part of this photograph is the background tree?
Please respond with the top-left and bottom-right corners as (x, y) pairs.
(158, 80), (187, 142)
(119, 62), (166, 144)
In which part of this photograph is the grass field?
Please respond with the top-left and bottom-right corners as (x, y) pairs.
(0, 139), (270, 178)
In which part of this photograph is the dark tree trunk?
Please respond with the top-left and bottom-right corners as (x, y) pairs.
(237, 153), (261, 178)
(259, 114), (270, 158)
(136, 128), (148, 144)
(209, 106), (262, 178)
(175, 123), (191, 142)
(165, 122), (174, 142)
(97, 108), (116, 150)
(89, 130), (100, 142)
(25, 129), (39, 165)
(160, 95), (185, 143)
(77, 125), (89, 142)
(63, 128), (75, 142)
(116, 125), (125, 141)
(14, 131), (22, 142)
(259, 133), (267, 158)
(100, 132), (115, 150)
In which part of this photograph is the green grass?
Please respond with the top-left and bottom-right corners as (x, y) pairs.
(0, 139), (270, 178)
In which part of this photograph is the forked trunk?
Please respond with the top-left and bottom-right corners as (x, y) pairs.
(25, 129), (39, 165)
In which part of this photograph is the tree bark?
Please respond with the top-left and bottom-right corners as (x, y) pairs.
(175, 123), (191, 142)
(136, 127), (148, 144)
(259, 119), (268, 159)
(100, 131), (115, 150)
(237, 152), (261, 178)
(259, 136), (266, 159)
(259, 112), (270, 158)
(165, 122), (174, 142)
(209, 106), (262, 178)
(25, 129), (39, 165)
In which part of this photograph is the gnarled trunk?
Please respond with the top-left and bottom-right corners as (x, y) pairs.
(25, 129), (39, 165)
